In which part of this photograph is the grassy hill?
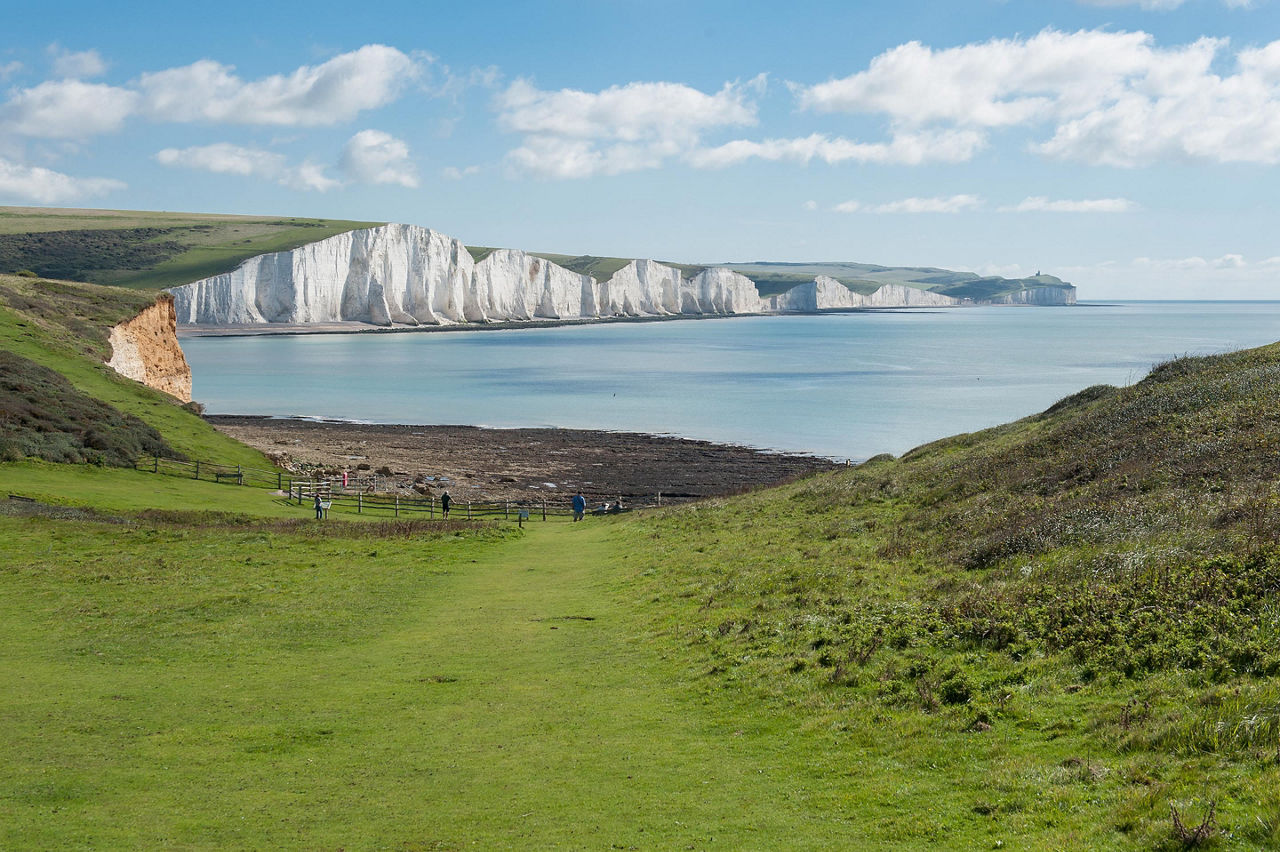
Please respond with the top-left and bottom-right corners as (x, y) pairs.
(3, 332), (1280, 845)
(0, 207), (381, 290)
(0, 272), (268, 467)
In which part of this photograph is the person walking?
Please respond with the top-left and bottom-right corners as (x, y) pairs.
(571, 491), (586, 522)
(441, 489), (452, 519)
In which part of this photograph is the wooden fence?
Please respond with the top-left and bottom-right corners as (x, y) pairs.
(134, 455), (657, 520)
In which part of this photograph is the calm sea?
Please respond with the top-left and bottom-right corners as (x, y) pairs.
(180, 302), (1280, 461)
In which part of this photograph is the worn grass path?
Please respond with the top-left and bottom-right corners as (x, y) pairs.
(3, 518), (860, 849)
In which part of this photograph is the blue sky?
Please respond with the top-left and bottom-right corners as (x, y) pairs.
(3, 0), (1279, 298)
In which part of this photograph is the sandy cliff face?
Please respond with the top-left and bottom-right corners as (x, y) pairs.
(106, 294), (193, 402)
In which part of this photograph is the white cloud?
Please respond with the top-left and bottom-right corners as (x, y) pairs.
(48, 45), (107, 78)
(442, 165), (481, 180)
(2, 79), (138, 139)
(1004, 196), (1137, 212)
(0, 61), (21, 81)
(688, 129), (986, 167)
(0, 156), (124, 203)
(138, 44), (420, 126)
(803, 199), (818, 211)
(496, 77), (759, 178)
(340, 129), (418, 187)
(833, 194), (984, 214)
(793, 29), (1280, 166)
(155, 143), (339, 192)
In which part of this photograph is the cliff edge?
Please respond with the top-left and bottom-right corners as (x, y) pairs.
(106, 294), (193, 402)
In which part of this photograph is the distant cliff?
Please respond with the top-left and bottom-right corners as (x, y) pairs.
(169, 224), (1074, 329)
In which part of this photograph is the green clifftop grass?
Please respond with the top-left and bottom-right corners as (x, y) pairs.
(0, 207), (381, 290)
(0, 273), (267, 467)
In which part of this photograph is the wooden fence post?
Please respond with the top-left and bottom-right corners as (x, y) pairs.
(430, 496), (434, 519)
(277, 472), (282, 490)
(395, 495), (399, 518)
(153, 455), (159, 473)
(358, 493), (362, 514)
(467, 502), (472, 520)
(542, 499), (546, 521)
(504, 500), (509, 519)
(194, 460), (200, 480)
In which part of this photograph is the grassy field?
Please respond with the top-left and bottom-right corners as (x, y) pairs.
(0, 207), (381, 290)
(1, 254), (1276, 845)
(0, 273), (268, 466)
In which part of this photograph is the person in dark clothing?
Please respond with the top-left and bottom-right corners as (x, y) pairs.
(571, 491), (586, 522)
(441, 490), (452, 519)
(314, 493), (324, 520)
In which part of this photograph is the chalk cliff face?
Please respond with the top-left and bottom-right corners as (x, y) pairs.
(106, 294), (193, 402)
(986, 286), (1077, 306)
(772, 276), (962, 312)
(171, 226), (772, 327)
(169, 223), (1063, 329)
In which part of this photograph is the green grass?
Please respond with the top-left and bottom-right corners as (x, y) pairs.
(0, 462), (300, 516)
(0, 248), (1273, 845)
(0, 274), (268, 467)
(0, 207), (382, 290)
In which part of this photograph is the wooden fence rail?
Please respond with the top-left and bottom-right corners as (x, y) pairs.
(135, 455), (657, 520)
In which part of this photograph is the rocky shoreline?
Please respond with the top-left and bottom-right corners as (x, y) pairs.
(207, 415), (841, 506)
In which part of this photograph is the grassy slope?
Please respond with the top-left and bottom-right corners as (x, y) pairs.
(614, 344), (1280, 848)
(0, 273), (267, 467)
(2, 343), (1279, 846)
(0, 207), (382, 290)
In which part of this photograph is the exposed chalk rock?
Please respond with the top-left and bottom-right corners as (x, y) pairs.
(985, 286), (1077, 306)
(772, 276), (962, 312)
(169, 223), (1066, 329)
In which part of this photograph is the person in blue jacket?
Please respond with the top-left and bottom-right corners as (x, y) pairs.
(571, 491), (586, 522)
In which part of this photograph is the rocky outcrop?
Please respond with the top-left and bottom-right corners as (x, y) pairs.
(106, 294), (192, 402)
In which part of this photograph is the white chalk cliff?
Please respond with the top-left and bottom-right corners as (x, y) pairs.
(771, 276), (961, 312)
(169, 224), (1060, 328)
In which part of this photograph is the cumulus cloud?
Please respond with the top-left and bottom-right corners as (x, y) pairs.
(1, 44), (421, 140)
(155, 143), (339, 191)
(1004, 196), (1137, 212)
(138, 45), (420, 126)
(833, 194), (984, 214)
(2, 79), (138, 138)
(688, 129), (985, 167)
(0, 156), (124, 203)
(48, 45), (107, 78)
(496, 77), (760, 177)
(793, 29), (1280, 166)
(340, 129), (418, 187)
